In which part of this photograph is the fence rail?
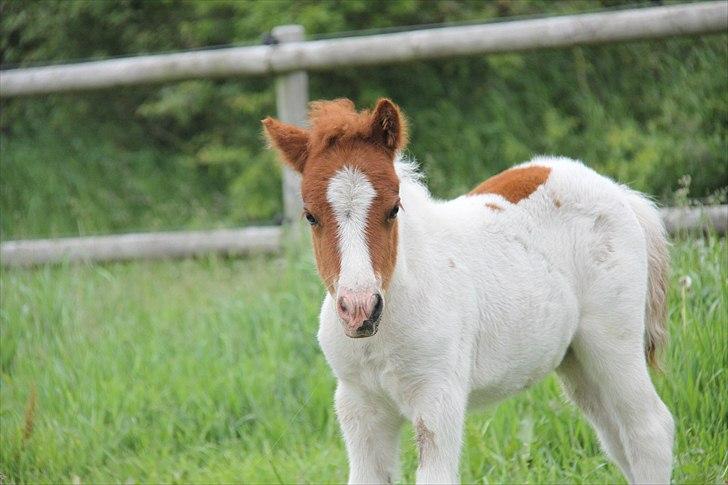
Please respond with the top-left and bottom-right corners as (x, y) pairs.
(1, 227), (282, 267)
(1, 2), (726, 97)
(2, 206), (725, 267)
(661, 205), (728, 235)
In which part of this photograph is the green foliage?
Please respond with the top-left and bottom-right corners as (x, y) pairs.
(1, 0), (727, 239)
(1, 237), (726, 482)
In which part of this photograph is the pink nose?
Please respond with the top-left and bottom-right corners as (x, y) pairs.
(336, 289), (384, 338)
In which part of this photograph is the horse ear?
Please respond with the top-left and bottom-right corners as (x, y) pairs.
(370, 98), (408, 152)
(262, 117), (309, 173)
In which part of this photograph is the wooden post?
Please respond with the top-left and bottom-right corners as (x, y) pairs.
(273, 25), (308, 224)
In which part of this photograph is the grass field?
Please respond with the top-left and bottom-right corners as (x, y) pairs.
(1, 235), (726, 483)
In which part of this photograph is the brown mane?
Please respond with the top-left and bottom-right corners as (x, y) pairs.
(307, 99), (408, 157)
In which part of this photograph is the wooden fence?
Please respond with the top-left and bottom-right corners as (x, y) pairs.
(2, 2), (726, 96)
(1, 2), (726, 266)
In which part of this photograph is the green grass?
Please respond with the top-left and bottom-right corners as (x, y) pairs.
(1, 236), (726, 483)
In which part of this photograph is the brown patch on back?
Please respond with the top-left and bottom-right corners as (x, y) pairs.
(470, 165), (552, 204)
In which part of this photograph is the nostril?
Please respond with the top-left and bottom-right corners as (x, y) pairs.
(370, 293), (383, 322)
(338, 296), (349, 316)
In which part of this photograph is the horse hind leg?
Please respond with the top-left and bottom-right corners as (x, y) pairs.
(557, 349), (634, 482)
(566, 312), (674, 484)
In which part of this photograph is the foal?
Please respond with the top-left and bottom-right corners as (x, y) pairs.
(263, 99), (673, 484)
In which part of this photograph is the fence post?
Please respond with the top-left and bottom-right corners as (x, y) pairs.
(273, 25), (308, 225)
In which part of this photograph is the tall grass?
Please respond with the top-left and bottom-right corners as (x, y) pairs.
(1, 236), (726, 483)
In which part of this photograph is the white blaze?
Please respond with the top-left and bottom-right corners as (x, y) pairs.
(326, 166), (377, 292)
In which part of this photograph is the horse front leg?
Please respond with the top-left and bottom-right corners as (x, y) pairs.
(412, 384), (468, 484)
(335, 382), (403, 484)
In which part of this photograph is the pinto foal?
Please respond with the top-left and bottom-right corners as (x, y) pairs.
(263, 99), (673, 484)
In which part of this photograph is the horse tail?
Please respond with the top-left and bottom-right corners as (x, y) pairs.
(625, 189), (670, 370)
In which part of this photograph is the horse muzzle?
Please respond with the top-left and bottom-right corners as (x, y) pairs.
(336, 289), (384, 338)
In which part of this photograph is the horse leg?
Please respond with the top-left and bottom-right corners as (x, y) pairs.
(557, 348), (635, 482)
(335, 383), (404, 484)
(412, 383), (468, 484)
(569, 313), (674, 484)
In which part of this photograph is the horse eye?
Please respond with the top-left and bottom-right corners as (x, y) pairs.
(305, 212), (318, 226)
(388, 205), (399, 220)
